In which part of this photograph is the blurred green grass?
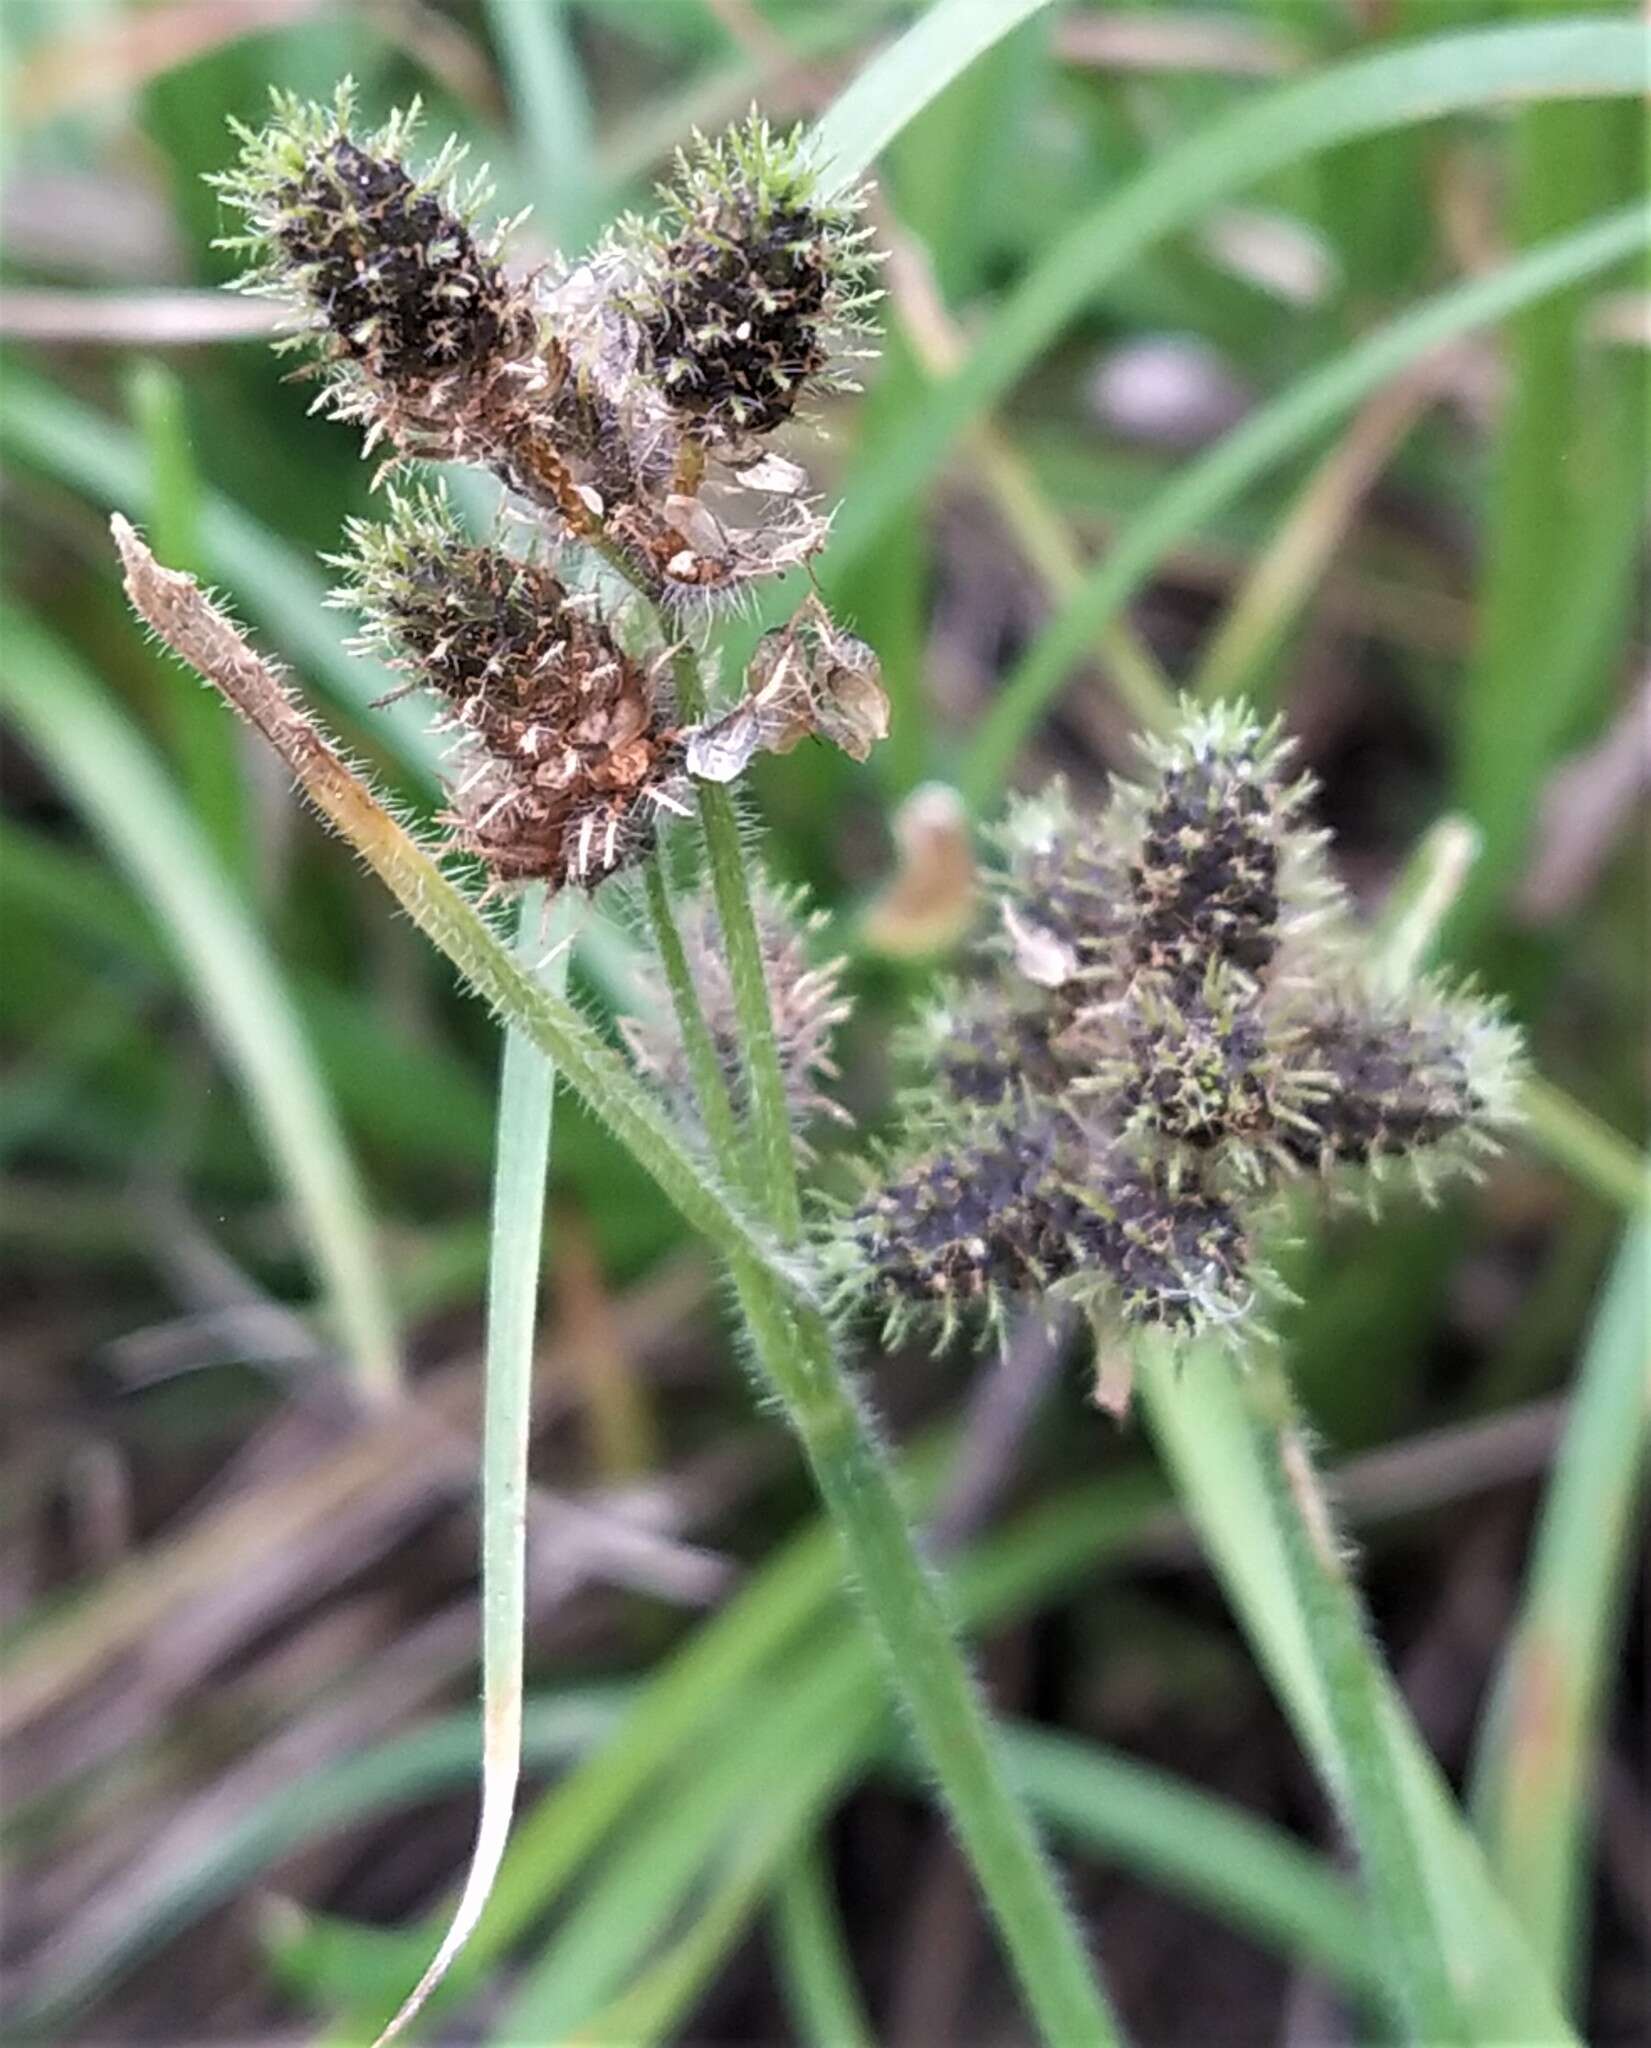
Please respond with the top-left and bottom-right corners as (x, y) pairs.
(2, 2), (1645, 2043)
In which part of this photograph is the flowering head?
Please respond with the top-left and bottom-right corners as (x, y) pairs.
(630, 115), (878, 449)
(837, 703), (1523, 1377)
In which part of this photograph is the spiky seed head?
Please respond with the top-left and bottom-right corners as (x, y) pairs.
(332, 485), (684, 892)
(623, 879), (851, 1154)
(630, 113), (878, 447)
(1277, 979), (1523, 1188)
(830, 700), (1527, 1370)
(215, 84), (533, 390)
(1117, 706), (1318, 987)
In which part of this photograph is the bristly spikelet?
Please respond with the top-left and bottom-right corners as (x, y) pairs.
(845, 1116), (1095, 1349)
(918, 987), (1071, 1115)
(1277, 977), (1524, 1197)
(332, 485), (686, 891)
(629, 113), (878, 448)
(1115, 705), (1325, 987)
(212, 85), (543, 467)
(621, 878), (852, 1155)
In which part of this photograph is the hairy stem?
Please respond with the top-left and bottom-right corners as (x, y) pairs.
(112, 518), (796, 1306)
(736, 1265), (1124, 2048)
(647, 643), (1119, 2044)
(640, 853), (753, 1193)
(1243, 1363), (1465, 2044)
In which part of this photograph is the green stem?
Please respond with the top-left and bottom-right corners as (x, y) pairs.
(640, 854), (751, 1192)
(109, 518), (797, 1310)
(666, 640), (804, 1240)
(1520, 1077), (1648, 1216)
(644, 643), (1119, 2046)
(733, 1265), (1124, 2048)
(696, 782), (805, 1241)
(1243, 1361), (1465, 2046)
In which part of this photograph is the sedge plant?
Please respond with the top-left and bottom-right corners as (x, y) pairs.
(111, 80), (1526, 2048)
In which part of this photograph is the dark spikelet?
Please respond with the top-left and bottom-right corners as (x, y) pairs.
(215, 89), (535, 395)
(334, 487), (687, 891)
(1103, 986), (1276, 1150)
(272, 137), (525, 382)
(1278, 995), (1501, 1175)
(631, 115), (877, 448)
(851, 1119), (1090, 1324)
(1101, 1166), (1250, 1331)
(1120, 710), (1318, 989)
(927, 992), (1071, 1111)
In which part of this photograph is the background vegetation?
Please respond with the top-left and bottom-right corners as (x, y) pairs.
(2, 1), (1645, 2042)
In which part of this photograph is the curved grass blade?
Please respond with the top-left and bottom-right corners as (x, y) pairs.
(366, 890), (573, 2047)
(1138, 1348), (1576, 2046)
(1239, 1357), (1464, 2043)
(957, 202), (1651, 808)
(0, 606), (399, 1401)
(484, 0), (598, 246)
(822, 16), (1646, 584)
(1469, 1199), (1651, 2003)
(806, 0), (1055, 195)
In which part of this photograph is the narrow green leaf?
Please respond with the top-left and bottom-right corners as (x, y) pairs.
(1238, 1357), (1465, 2044)
(485, 0), (600, 247)
(1138, 1351), (1578, 2046)
(807, 0), (1056, 195)
(1470, 1201), (1651, 2002)
(0, 606), (400, 1401)
(771, 1842), (876, 2048)
(822, 18), (1647, 584)
(366, 891), (572, 2047)
(957, 203), (1651, 808)
(126, 358), (248, 881)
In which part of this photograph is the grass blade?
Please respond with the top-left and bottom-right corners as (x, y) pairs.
(484, 0), (599, 247)
(956, 202), (1651, 809)
(125, 359), (249, 882)
(366, 890), (572, 2046)
(1137, 1349), (1577, 2045)
(822, 17), (1647, 586)
(0, 605), (399, 1401)
(771, 1841), (876, 2048)
(1450, 84), (1645, 949)
(806, 0), (1056, 195)
(1189, 371), (1437, 708)
(1469, 1199), (1651, 2002)
(1238, 1355), (1464, 2043)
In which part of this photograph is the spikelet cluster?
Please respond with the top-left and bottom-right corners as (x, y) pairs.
(839, 706), (1522, 1357)
(217, 85), (876, 611)
(622, 879), (852, 1155)
(218, 85), (883, 894)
